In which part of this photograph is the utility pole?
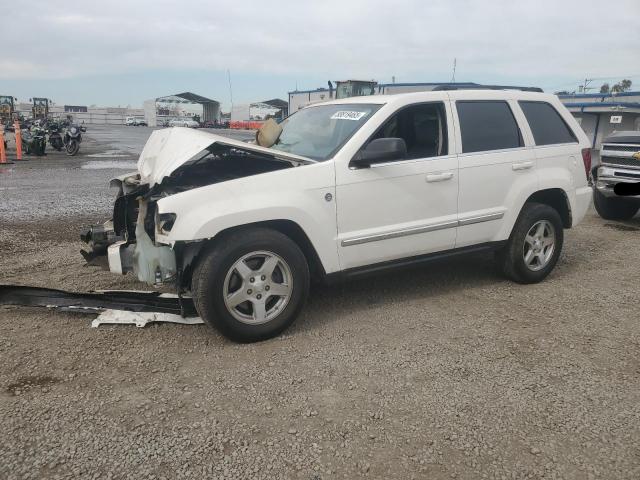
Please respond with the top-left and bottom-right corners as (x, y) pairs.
(451, 58), (457, 83)
(580, 78), (593, 94)
(227, 69), (233, 114)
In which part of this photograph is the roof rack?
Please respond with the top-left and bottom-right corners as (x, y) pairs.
(433, 84), (543, 93)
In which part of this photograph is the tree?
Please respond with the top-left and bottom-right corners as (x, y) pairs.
(600, 83), (610, 93)
(612, 79), (632, 93)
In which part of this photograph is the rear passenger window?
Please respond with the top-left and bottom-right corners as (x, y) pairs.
(519, 101), (577, 145)
(456, 101), (523, 153)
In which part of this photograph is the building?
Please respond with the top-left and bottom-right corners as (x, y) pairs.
(143, 92), (221, 127)
(288, 82), (480, 113)
(260, 99), (288, 120)
(14, 101), (143, 124)
(558, 91), (640, 159)
(230, 100), (287, 122)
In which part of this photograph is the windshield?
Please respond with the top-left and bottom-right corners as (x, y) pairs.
(272, 103), (381, 160)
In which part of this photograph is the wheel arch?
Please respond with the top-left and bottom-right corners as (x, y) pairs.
(178, 219), (327, 290)
(524, 188), (572, 228)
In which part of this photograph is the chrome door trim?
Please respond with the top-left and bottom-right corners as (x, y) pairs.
(458, 212), (505, 226)
(341, 211), (505, 247)
(341, 220), (458, 247)
(367, 154), (457, 169)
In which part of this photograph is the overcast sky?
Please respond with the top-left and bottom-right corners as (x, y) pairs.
(2, 0), (639, 109)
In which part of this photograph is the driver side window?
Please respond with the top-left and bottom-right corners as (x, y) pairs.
(372, 103), (448, 160)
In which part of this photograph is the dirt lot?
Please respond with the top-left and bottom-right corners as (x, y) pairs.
(1, 130), (639, 479)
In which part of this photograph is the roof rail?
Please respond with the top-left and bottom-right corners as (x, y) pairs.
(433, 84), (543, 93)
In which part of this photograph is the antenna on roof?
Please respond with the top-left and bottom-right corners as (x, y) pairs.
(451, 58), (457, 83)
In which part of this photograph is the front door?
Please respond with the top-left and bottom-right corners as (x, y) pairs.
(335, 102), (459, 270)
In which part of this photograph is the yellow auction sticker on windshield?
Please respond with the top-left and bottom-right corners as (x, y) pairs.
(330, 111), (369, 121)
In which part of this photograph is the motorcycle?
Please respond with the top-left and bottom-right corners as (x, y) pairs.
(46, 120), (64, 151)
(63, 122), (86, 156)
(21, 122), (47, 156)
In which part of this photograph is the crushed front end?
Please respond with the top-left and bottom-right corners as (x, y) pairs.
(81, 173), (178, 286)
(79, 127), (310, 290)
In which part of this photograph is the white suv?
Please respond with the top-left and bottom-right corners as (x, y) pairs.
(83, 88), (593, 342)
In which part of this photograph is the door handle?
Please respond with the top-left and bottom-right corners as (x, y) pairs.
(426, 172), (454, 183)
(512, 161), (534, 171)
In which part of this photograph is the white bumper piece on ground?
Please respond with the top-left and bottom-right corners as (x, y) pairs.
(91, 310), (203, 328)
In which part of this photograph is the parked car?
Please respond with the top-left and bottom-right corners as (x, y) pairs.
(169, 118), (199, 128)
(125, 116), (147, 126)
(200, 120), (216, 128)
(82, 88), (592, 342)
(593, 131), (640, 220)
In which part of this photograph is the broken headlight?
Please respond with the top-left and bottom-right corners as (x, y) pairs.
(157, 212), (177, 233)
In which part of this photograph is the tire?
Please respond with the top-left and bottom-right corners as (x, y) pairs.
(192, 227), (310, 342)
(593, 188), (639, 220)
(498, 202), (564, 284)
(35, 140), (46, 156)
(65, 140), (79, 156)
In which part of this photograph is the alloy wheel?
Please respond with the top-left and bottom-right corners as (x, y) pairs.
(223, 250), (293, 325)
(523, 220), (556, 271)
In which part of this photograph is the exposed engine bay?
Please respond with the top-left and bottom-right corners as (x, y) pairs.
(80, 127), (311, 292)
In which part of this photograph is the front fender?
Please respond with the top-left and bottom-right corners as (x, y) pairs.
(155, 162), (340, 274)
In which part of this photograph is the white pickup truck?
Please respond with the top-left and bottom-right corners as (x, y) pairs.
(82, 88), (592, 342)
(593, 131), (640, 220)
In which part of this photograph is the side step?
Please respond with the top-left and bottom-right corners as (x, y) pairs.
(0, 285), (197, 316)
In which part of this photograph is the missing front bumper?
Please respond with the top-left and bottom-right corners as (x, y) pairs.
(82, 200), (177, 285)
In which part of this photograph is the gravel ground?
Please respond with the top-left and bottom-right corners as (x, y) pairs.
(1, 129), (639, 479)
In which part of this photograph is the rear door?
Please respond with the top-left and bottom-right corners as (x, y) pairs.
(452, 96), (537, 247)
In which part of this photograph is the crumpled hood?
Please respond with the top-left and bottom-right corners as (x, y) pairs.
(138, 127), (314, 186)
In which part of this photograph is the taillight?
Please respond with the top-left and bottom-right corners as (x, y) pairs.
(581, 148), (592, 179)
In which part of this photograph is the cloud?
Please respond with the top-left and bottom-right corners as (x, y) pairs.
(2, 0), (639, 88)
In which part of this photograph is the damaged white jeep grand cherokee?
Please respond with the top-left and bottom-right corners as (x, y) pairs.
(82, 89), (593, 342)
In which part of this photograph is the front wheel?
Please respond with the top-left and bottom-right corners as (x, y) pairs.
(593, 188), (639, 220)
(498, 202), (564, 284)
(192, 228), (310, 342)
(34, 140), (46, 156)
(65, 139), (80, 156)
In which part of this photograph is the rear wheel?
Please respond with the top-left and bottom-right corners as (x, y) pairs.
(498, 202), (564, 284)
(192, 228), (310, 342)
(593, 188), (639, 220)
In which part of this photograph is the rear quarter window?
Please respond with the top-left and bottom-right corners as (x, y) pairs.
(456, 101), (523, 153)
(519, 101), (577, 145)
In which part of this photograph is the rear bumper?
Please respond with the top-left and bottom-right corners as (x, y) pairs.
(573, 185), (593, 226)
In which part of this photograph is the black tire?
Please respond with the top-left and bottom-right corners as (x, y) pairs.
(498, 202), (564, 284)
(192, 227), (310, 342)
(593, 188), (639, 220)
(65, 140), (79, 156)
(34, 140), (46, 156)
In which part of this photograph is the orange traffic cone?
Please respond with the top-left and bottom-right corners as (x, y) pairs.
(0, 129), (13, 164)
(14, 121), (23, 161)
